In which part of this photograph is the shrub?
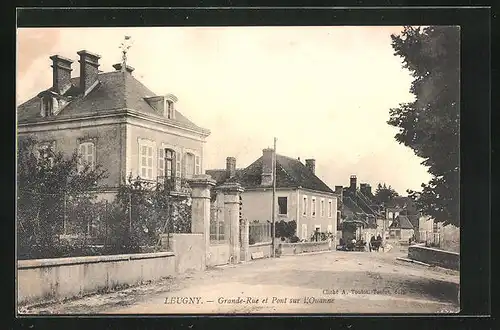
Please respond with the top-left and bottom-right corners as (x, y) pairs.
(290, 236), (300, 243)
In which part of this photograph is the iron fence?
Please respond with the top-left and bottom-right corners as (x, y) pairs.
(249, 221), (272, 245)
(210, 205), (226, 243)
(17, 179), (192, 259)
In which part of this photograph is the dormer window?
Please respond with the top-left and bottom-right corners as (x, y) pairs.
(41, 96), (53, 117)
(166, 100), (174, 119)
(144, 93), (178, 119)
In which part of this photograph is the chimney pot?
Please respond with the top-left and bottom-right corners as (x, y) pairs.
(226, 157), (236, 178)
(49, 55), (73, 94)
(305, 159), (316, 174)
(77, 50), (101, 95)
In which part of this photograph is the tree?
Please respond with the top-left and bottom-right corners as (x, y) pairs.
(387, 26), (460, 226)
(17, 137), (108, 258)
(373, 183), (399, 205)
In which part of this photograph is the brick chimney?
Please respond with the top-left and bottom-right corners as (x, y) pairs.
(226, 157), (236, 178)
(305, 159), (316, 174)
(360, 183), (372, 196)
(350, 175), (357, 192)
(335, 185), (344, 206)
(77, 50), (101, 95)
(261, 148), (274, 186)
(50, 55), (74, 94)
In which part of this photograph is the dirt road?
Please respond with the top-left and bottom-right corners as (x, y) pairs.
(20, 249), (460, 314)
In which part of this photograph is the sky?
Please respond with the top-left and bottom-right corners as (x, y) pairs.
(16, 27), (432, 194)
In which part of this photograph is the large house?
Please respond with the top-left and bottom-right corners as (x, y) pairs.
(207, 148), (339, 241)
(17, 50), (210, 199)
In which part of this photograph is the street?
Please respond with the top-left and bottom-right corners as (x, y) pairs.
(20, 248), (460, 314)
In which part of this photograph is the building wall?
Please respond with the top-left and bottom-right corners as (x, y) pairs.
(239, 189), (289, 223)
(440, 224), (460, 253)
(18, 123), (124, 188)
(222, 186), (338, 242)
(126, 120), (205, 180)
(417, 216), (434, 241)
(298, 189), (338, 242)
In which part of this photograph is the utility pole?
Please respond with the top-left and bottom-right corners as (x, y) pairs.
(128, 192), (132, 233)
(382, 202), (386, 245)
(271, 137), (277, 258)
(63, 190), (67, 235)
(104, 200), (108, 249)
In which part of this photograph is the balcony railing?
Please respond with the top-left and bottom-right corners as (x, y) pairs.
(156, 176), (192, 195)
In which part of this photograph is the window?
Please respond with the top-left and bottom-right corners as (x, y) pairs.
(166, 100), (174, 119)
(158, 148), (175, 180)
(40, 96), (53, 117)
(185, 152), (195, 178)
(328, 200), (333, 218)
(388, 212), (393, 219)
(278, 197), (288, 215)
(320, 199), (325, 217)
(302, 196), (308, 216)
(301, 224), (307, 240)
(78, 142), (95, 171)
(139, 141), (154, 180)
(311, 198), (316, 217)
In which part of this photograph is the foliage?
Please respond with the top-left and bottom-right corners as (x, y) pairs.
(275, 220), (297, 239)
(373, 183), (399, 206)
(17, 137), (108, 259)
(113, 175), (192, 249)
(388, 26), (459, 226)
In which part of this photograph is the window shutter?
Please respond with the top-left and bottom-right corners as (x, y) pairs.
(195, 156), (201, 175)
(158, 148), (165, 178)
(176, 151), (182, 178)
(182, 152), (187, 178)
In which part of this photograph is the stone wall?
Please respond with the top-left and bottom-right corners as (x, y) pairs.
(171, 233), (205, 274)
(18, 252), (176, 306)
(408, 245), (460, 270)
(248, 242), (273, 258)
(280, 241), (330, 255)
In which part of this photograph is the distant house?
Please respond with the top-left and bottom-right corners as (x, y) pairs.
(17, 50), (210, 200)
(388, 215), (414, 241)
(384, 196), (420, 229)
(207, 149), (338, 242)
(333, 176), (381, 241)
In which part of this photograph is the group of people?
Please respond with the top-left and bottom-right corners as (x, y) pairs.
(369, 234), (383, 252)
(337, 234), (385, 252)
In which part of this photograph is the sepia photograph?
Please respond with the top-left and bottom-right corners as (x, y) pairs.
(16, 24), (460, 315)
